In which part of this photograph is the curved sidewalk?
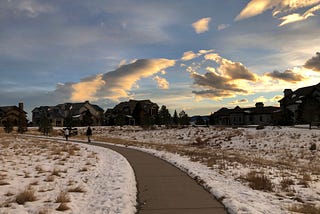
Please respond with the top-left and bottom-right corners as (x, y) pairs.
(92, 141), (227, 214)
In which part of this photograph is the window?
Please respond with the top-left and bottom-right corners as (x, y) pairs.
(260, 116), (263, 121)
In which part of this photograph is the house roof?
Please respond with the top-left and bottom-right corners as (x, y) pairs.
(0, 106), (27, 114)
(279, 82), (320, 105)
(213, 104), (280, 117)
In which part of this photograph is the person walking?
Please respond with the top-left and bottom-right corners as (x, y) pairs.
(64, 128), (70, 141)
(86, 126), (92, 143)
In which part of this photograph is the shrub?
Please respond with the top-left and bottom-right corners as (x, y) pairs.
(68, 185), (86, 193)
(289, 204), (320, 214)
(310, 143), (316, 151)
(16, 188), (37, 204)
(56, 203), (70, 211)
(280, 178), (295, 191)
(245, 171), (273, 191)
(55, 192), (70, 203)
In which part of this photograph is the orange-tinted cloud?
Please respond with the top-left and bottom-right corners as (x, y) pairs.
(71, 74), (105, 102)
(236, 0), (320, 26)
(192, 17), (211, 34)
(153, 75), (169, 89)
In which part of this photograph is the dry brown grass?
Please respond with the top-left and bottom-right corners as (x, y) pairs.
(44, 175), (55, 182)
(243, 171), (274, 192)
(16, 188), (37, 204)
(289, 203), (320, 214)
(0, 180), (10, 185)
(56, 203), (70, 211)
(68, 185), (86, 193)
(280, 177), (295, 192)
(55, 192), (70, 203)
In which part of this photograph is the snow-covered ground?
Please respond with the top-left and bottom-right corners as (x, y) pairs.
(0, 133), (136, 214)
(84, 125), (320, 214)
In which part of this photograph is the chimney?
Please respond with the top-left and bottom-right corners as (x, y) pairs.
(255, 102), (264, 108)
(19, 102), (24, 111)
(284, 89), (293, 97)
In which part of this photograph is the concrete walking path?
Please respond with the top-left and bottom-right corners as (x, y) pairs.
(91, 141), (228, 214)
(22, 135), (227, 214)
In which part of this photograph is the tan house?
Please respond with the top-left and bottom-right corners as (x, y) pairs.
(32, 101), (104, 127)
(0, 103), (27, 126)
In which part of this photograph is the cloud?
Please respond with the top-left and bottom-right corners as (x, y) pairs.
(304, 52), (320, 72)
(181, 49), (215, 61)
(217, 24), (230, 31)
(230, 98), (249, 105)
(235, 0), (320, 26)
(181, 51), (198, 61)
(153, 75), (169, 89)
(191, 71), (249, 100)
(187, 51), (259, 100)
(96, 58), (176, 100)
(253, 96), (268, 103)
(279, 4), (320, 26)
(270, 95), (283, 102)
(204, 53), (257, 81)
(4, 0), (56, 18)
(265, 69), (305, 82)
(191, 17), (211, 34)
(71, 74), (105, 102)
(191, 72), (247, 93)
(54, 58), (175, 103)
(192, 90), (236, 101)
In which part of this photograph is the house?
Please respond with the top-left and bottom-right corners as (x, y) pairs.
(211, 102), (280, 126)
(0, 103), (27, 127)
(32, 101), (104, 127)
(105, 99), (159, 126)
(279, 83), (320, 124)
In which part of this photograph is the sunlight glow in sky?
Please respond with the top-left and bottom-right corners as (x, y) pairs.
(1, 0), (320, 117)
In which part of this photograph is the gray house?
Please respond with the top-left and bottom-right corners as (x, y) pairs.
(32, 101), (104, 127)
(211, 102), (280, 126)
(279, 83), (320, 124)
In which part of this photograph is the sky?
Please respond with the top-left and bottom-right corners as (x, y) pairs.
(1, 0), (320, 118)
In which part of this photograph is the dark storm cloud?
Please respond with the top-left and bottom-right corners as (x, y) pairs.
(304, 52), (320, 72)
(265, 70), (305, 82)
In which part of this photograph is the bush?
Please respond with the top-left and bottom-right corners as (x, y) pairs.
(310, 143), (317, 151)
(16, 188), (37, 204)
(245, 171), (273, 191)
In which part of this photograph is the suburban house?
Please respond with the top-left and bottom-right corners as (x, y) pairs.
(279, 83), (320, 124)
(32, 101), (104, 127)
(0, 103), (27, 127)
(105, 99), (159, 125)
(211, 102), (280, 126)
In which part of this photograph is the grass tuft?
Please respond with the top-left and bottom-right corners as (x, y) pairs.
(16, 188), (37, 204)
(56, 203), (70, 211)
(244, 171), (273, 192)
(55, 192), (70, 203)
(68, 185), (86, 193)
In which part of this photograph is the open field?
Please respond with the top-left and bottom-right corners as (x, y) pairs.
(0, 132), (136, 214)
(80, 125), (320, 213)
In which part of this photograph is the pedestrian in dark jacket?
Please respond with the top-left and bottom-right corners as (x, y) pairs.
(86, 126), (92, 143)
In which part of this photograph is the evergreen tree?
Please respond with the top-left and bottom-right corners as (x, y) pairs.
(178, 110), (190, 125)
(39, 114), (52, 135)
(17, 113), (27, 134)
(132, 102), (144, 126)
(3, 119), (13, 133)
(173, 110), (178, 125)
(64, 116), (75, 128)
(82, 110), (94, 126)
(158, 105), (171, 125)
